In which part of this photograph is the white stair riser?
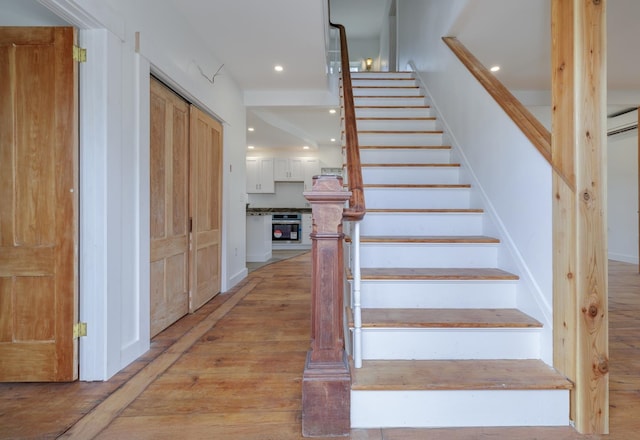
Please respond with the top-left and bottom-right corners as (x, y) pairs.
(351, 72), (414, 80)
(360, 212), (483, 235)
(356, 107), (433, 118)
(358, 328), (541, 360)
(358, 132), (443, 146)
(352, 79), (417, 87)
(357, 119), (438, 131)
(352, 87), (422, 97)
(355, 96), (426, 107)
(360, 148), (451, 164)
(352, 280), (518, 309)
(364, 188), (469, 209)
(351, 389), (570, 428)
(358, 243), (499, 268)
(362, 167), (459, 184)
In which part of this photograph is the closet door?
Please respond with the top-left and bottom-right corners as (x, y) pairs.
(149, 78), (190, 336)
(0, 27), (78, 381)
(189, 106), (222, 311)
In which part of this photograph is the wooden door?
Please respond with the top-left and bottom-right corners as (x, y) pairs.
(0, 27), (78, 381)
(189, 106), (222, 311)
(149, 78), (190, 336)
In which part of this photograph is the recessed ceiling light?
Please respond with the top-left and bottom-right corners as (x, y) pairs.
(329, 109), (337, 114)
(274, 65), (284, 72)
(303, 146), (309, 150)
(490, 65), (501, 72)
(330, 138), (336, 142)
(248, 127), (254, 132)
(247, 145), (255, 149)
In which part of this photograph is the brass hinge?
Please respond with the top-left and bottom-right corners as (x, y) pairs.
(73, 322), (88, 338)
(73, 45), (87, 63)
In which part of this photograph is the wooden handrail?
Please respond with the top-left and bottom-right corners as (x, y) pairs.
(442, 37), (574, 191)
(331, 22), (366, 221)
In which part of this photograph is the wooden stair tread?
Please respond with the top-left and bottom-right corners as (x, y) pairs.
(353, 85), (419, 89)
(361, 163), (458, 167)
(356, 96), (426, 100)
(358, 130), (443, 134)
(358, 145), (451, 150)
(366, 208), (483, 213)
(359, 235), (500, 244)
(351, 359), (573, 391)
(363, 184), (470, 188)
(356, 117), (436, 121)
(351, 308), (542, 328)
(355, 105), (431, 109)
(355, 267), (519, 281)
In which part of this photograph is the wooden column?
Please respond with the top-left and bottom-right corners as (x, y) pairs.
(302, 175), (351, 437)
(551, 0), (609, 434)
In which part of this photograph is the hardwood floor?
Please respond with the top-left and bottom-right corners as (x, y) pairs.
(0, 256), (638, 439)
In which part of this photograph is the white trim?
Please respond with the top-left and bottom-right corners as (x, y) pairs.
(229, 268), (249, 289)
(38, 0), (124, 39)
(608, 252), (640, 265)
(78, 28), (109, 381)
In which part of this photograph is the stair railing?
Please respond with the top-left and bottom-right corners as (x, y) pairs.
(300, 17), (365, 437)
(332, 22), (365, 369)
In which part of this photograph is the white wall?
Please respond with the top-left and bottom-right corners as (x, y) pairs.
(608, 127), (639, 264)
(29, 0), (248, 380)
(348, 37), (381, 70)
(397, 0), (554, 362)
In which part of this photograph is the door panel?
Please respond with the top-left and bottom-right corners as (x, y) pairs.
(0, 27), (78, 381)
(189, 106), (222, 311)
(149, 78), (190, 337)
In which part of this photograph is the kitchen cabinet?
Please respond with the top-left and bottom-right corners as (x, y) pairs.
(246, 214), (272, 262)
(301, 213), (312, 246)
(274, 157), (304, 181)
(246, 157), (274, 193)
(303, 159), (320, 191)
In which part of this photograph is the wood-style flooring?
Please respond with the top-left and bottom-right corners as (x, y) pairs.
(0, 255), (638, 439)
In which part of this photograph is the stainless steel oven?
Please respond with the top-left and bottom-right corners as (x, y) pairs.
(271, 214), (302, 243)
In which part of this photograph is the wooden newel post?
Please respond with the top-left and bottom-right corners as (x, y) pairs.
(302, 175), (351, 437)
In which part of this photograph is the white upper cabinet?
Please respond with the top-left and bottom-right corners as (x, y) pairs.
(274, 157), (304, 181)
(246, 157), (274, 193)
(303, 158), (320, 191)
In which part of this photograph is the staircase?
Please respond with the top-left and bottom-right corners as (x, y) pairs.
(343, 71), (572, 428)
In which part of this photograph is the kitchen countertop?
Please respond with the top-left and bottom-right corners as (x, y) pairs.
(247, 207), (312, 214)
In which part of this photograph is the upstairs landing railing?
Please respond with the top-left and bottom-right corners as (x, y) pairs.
(301, 20), (365, 438)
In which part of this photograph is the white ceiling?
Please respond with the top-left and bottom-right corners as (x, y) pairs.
(455, 0), (640, 96)
(4, 0), (640, 151)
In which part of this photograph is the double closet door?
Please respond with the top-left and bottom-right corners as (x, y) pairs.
(150, 78), (222, 337)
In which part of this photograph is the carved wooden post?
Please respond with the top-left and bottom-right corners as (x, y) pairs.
(302, 175), (351, 437)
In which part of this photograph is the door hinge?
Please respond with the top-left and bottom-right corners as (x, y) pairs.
(73, 45), (87, 63)
(73, 322), (88, 338)
(189, 217), (193, 233)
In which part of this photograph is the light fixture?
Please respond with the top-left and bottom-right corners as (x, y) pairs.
(248, 127), (254, 132)
(365, 58), (373, 71)
(329, 109), (337, 114)
(274, 65), (284, 72)
(247, 145), (255, 150)
(490, 65), (501, 72)
(303, 146), (310, 150)
(330, 138), (336, 143)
